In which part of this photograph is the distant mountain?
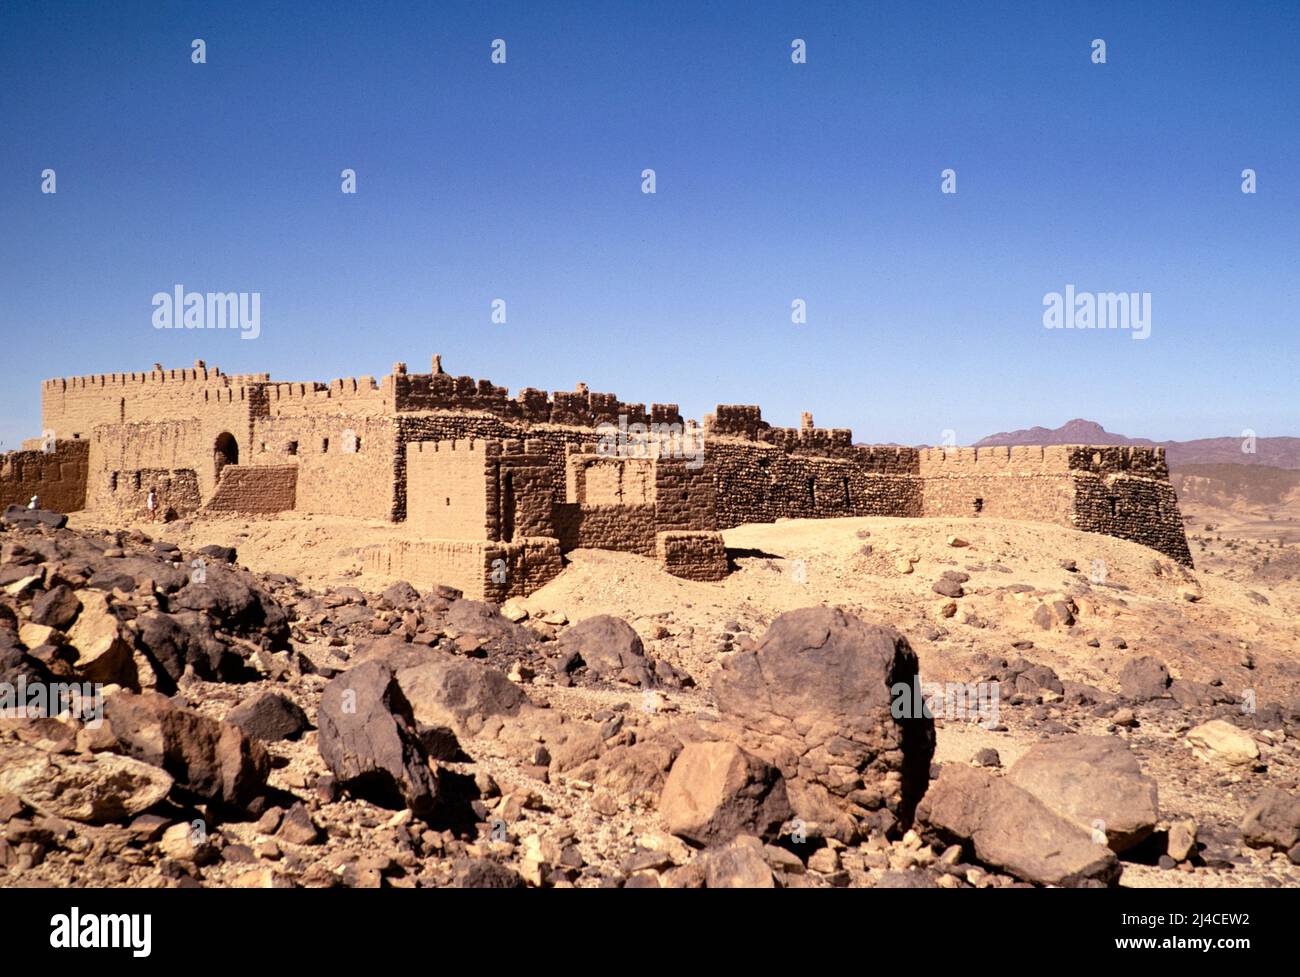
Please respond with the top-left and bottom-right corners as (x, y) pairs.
(973, 418), (1300, 470)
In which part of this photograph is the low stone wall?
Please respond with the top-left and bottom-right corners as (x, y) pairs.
(657, 530), (729, 581)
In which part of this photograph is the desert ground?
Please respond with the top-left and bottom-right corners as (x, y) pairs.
(1, 489), (1288, 889)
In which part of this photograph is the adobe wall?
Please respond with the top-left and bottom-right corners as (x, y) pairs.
(202, 465), (298, 515)
(917, 446), (1077, 524)
(367, 537), (563, 601)
(42, 363), (269, 442)
(394, 413), (606, 521)
(405, 440), (493, 538)
(246, 414), (396, 519)
(916, 445), (1193, 565)
(86, 397), (260, 501)
(92, 468), (201, 521)
(0, 440), (89, 512)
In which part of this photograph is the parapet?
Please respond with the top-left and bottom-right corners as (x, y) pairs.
(918, 445), (1075, 474)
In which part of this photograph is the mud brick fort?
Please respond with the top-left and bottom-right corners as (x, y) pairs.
(1, 356), (1193, 598)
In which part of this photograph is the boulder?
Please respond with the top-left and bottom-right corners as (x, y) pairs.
(66, 590), (137, 687)
(104, 691), (269, 811)
(1117, 656), (1170, 701)
(387, 648), (527, 737)
(135, 609), (248, 684)
(1187, 720), (1259, 766)
(29, 583), (80, 630)
(660, 741), (791, 846)
(1006, 735), (1158, 851)
(553, 615), (656, 687)
(1241, 788), (1300, 852)
(226, 692), (311, 742)
(169, 563), (288, 642)
(701, 835), (775, 888)
(317, 660), (438, 817)
(0, 742), (172, 823)
(1, 505), (67, 530)
(917, 764), (1119, 886)
(711, 607), (934, 841)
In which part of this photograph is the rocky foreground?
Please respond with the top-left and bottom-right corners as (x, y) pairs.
(2, 504), (1299, 889)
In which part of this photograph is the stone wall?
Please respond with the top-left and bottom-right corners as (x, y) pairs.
(656, 530), (729, 581)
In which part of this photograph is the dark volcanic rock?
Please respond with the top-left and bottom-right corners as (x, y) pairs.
(105, 691), (270, 812)
(553, 615), (656, 687)
(317, 660), (438, 817)
(29, 583), (81, 630)
(2, 505), (67, 530)
(711, 606), (935, 842)
(226, 691), (311, 742)
(1118, 656), (1171, 701)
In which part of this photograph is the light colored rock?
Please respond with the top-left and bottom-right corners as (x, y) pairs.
(0, 742), (173, 823)
(1187, 720), (1259, 766)
(66, 590), (137, 687)
(18, 622), (58, 649)
(500, 601), (529, 623)
(917, 764), (1118, 887)
(1167, 820), (1197, 862)
(1007, 735), (1159, 852)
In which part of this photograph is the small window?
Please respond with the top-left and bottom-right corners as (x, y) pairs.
(974, 497), (984, 513)
(445, 497), (451, 506)
(287, 441), (298, 456)
(354, 437), (362, 452)
(322, 438), (330, 453)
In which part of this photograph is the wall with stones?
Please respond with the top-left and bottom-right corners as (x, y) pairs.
(656, 530), (728, 581)
(553, 502), (658, 556)
(0, 439), (89, 512)
(708, 439), (923, 528)
(1073, 473), (1193, 565)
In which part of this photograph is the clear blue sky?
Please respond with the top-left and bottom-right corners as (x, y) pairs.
(2, 0), (1297, 451)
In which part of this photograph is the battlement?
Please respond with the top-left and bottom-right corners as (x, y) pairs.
(919, 445), (1075, 474)
(42, 362), (270, 391)
(1065, 444), (1170, 477)
(406, 438), (502, 458)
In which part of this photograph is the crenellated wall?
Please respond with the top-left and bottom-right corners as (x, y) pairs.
(26, 358), (1192, 568)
